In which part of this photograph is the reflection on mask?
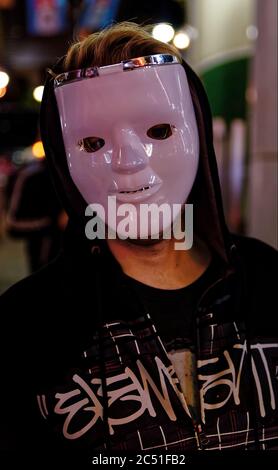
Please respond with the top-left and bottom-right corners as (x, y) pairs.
(54, 58), (199, 239)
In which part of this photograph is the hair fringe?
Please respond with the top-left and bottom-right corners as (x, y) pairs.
(63, 21), (182, 70)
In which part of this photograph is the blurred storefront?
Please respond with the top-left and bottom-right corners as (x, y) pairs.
(247, 0), (277, 249)
(186, 0), (277, 247)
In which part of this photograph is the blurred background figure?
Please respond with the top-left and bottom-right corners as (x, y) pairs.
(0, 0), (277, 292)
(5, 155), (66, 272)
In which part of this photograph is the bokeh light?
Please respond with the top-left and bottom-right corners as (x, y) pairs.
(33, 85), (44, 103)
(152, 23), (175, 43)
(32, 141), (45, 159)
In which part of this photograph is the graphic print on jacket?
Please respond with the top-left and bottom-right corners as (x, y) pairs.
(36, 312), (278, 452)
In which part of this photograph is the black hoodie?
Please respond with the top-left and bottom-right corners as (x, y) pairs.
(0, 54), (277, 466)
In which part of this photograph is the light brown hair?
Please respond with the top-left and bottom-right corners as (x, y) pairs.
(63, 22), (182, 70)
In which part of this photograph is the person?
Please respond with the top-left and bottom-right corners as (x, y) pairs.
(0, 22), (277, 465)
(5, 157), (65, 272)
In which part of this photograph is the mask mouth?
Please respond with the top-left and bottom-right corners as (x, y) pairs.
(108, 171), (162, 202)
(109, 181), (162, 203)
(119, 185), (151, 194)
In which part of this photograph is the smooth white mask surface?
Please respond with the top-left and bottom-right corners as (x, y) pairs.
(55, 62), (199, 239)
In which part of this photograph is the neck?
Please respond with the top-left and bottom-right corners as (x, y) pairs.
(107, 236), (211, 290)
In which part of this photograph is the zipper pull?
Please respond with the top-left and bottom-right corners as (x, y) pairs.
(194, 423), (209, 450)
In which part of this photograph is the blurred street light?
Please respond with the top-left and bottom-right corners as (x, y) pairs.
(33, 85), (44, 102)
(0, 71), (10, 88)
(152, 23), (175, 43)
(32, 141), (45, 159)
(0, 87), (7, 98)
(173, 31), (190, 49)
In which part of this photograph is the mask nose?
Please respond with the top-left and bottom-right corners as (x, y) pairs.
(112, 126), (148, 174)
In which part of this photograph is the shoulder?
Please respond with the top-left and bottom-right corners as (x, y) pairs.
(232, 235), (277, 331)
(232, 234), (277, 288)
(0, 255), (64, 311)
(232, 234), (277, 273)
(0, 248), (102, 318)
(233, 233), (277, 255)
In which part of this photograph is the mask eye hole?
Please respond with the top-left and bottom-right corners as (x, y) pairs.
(78, 136), (105, 152)
(147, 123), (173, 140)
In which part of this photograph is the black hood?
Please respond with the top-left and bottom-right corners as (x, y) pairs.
(40, 57), (235, 265)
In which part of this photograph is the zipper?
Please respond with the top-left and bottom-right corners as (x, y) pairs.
(194, 423), (210, 450)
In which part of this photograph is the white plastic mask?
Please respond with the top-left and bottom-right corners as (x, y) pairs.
(54, 55), (199, 239)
